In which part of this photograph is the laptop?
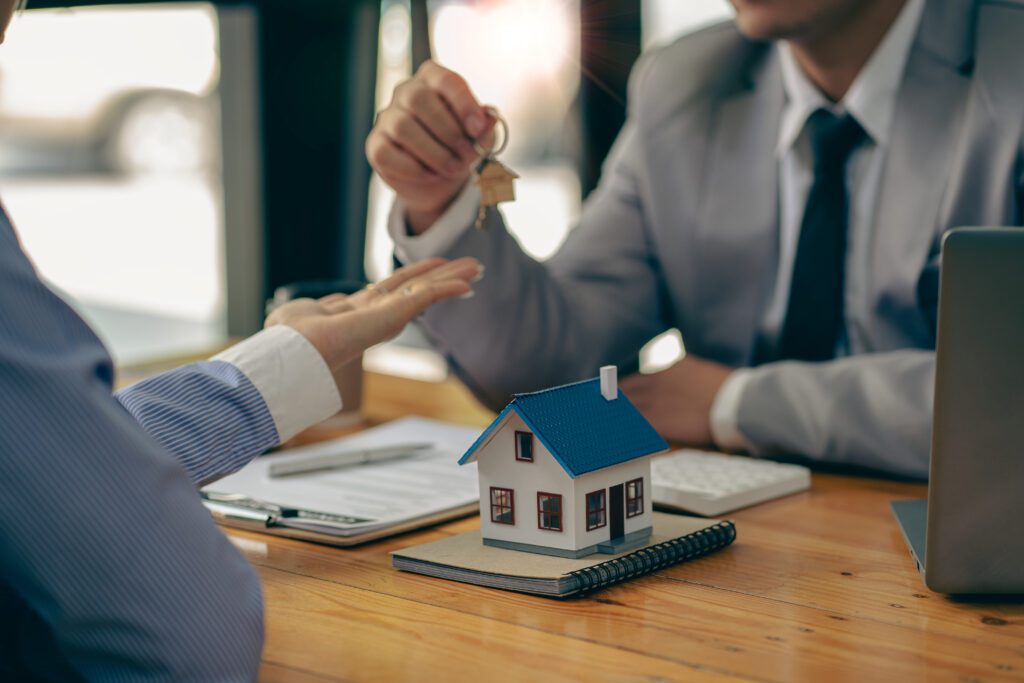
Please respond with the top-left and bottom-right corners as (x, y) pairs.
(892, 228), (1024, 594)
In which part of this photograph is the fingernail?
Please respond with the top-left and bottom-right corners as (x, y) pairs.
(465, 114), (484, 136)
(457, 140), (475, 158)
(459, 290), (476, 300)
(471, 265), (485, 283)
(445, 159), (463, 175)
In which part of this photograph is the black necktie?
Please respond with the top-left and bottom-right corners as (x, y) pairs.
(773, 109), (865, 362)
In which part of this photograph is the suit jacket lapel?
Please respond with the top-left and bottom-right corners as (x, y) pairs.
(867, 1), (974, 347)
(694, 49), (784, 365)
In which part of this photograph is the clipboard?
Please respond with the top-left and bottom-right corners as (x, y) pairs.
(200, 417), (481, 547)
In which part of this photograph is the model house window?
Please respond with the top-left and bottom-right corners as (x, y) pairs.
(626, 478), (644, 517)
(537, 492), (563, 531)
(490, 487), (515, 525)
(586, 490), (606, 531)
(515, 431), (534, 462)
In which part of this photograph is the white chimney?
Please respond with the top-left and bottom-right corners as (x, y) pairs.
(600, 365), (618, 401)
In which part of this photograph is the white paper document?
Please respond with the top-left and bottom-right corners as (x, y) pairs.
(201, 417), (480, 541)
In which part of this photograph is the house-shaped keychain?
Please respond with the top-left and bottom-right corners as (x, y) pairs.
(472, 108), (518, 229)
(476, 159), (519, 206)
(457, 366), (668, 558)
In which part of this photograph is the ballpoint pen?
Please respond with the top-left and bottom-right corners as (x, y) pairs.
(201, 492), (374, 526)
(267, 442), (433, 477)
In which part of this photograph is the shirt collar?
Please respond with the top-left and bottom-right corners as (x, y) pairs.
(775, 0), (926, 158)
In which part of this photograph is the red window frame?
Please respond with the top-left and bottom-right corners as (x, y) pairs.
(515, 431), (534, 462)
(490, 487), (515, 525)
(626, 478), (644, 518)
(585, 489), (607, 531)
(537, 492), (563, 532)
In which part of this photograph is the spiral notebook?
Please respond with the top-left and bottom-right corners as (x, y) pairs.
(392, 513), (736, 597)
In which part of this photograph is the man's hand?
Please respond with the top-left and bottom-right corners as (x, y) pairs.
(620, 356), (734, 447)
(366, 60), (496, 235)
(265, 258), (481, 382)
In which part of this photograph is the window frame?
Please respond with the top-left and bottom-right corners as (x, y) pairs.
(626, 478), (644, 518)
(585, 489), (607, 531)
(536, 491), (564, 532)
(489, 486), (515, 525)
(515, 430), (535, 462)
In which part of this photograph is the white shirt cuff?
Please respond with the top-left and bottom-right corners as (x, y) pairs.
(709, 368), (755, 452)
(213, 326), (342, 443)
(388, 183), (480, 263)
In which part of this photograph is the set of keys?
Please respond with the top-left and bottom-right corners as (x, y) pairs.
(472, 107), (518, 230)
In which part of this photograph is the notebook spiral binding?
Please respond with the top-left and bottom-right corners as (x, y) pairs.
(566, 521), (737, 596)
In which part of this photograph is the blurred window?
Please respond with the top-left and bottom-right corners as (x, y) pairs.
(0, 4), (226, 365)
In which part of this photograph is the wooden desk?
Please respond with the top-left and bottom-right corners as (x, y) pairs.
(236, 373), (1024, 682)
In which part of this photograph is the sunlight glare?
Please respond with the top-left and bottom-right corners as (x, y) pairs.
(433, 0), (575, 109)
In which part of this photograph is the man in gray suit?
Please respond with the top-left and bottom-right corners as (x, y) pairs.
(366, 0), (1023, 479)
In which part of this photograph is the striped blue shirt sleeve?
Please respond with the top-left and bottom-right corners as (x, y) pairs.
(0, 212), (265, 680)
(116, 361), (279, 486)
(114, 325), (343, 487)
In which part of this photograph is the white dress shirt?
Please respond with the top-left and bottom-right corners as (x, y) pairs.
(388, 0), (925, 452)
(214, 325), (343, 442)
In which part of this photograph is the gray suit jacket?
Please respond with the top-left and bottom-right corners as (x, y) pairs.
(415, 0), (1024, 479)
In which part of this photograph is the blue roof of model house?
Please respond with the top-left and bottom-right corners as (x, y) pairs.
(458, 378), (669, 477)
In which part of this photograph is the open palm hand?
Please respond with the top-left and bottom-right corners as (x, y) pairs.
(265, 257), (481, 379)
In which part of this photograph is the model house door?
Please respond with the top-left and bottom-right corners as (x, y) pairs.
(609, 484), (625, 540)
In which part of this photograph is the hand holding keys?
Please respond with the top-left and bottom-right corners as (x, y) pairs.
(366, 60), (517, 235)
(472, 107), (519, 230)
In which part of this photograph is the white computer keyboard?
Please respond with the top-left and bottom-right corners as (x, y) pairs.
(651, 450), (811, 516)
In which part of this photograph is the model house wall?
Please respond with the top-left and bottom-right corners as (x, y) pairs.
(572, 458), (652, 548)
(476, 411), (578, 552)
(475, 411), (655, 556)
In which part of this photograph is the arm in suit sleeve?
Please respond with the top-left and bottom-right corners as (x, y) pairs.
(404, 66), (668, 409)
(731, 251), (940, 479)
(0, 221), (266, 680)
(735, 350), (935, 478)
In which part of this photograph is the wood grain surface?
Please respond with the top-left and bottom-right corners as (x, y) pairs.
(227, 373), (1024, 682)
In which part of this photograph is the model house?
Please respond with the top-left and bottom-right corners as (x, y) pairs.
(458, 366), (668, 558)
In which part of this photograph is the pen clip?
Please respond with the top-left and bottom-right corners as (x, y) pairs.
(202, 493), (301, 529)
(204, 500), (275, 529)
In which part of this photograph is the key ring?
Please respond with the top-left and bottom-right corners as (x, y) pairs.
(472, 106), (510, 158)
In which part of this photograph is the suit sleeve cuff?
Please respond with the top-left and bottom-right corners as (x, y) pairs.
(388, 183), (480, 263)
(710, 368), (755, 452)
(212, 326), (342, 442)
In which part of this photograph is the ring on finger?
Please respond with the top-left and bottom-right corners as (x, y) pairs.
(366, 282), (390, 295)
